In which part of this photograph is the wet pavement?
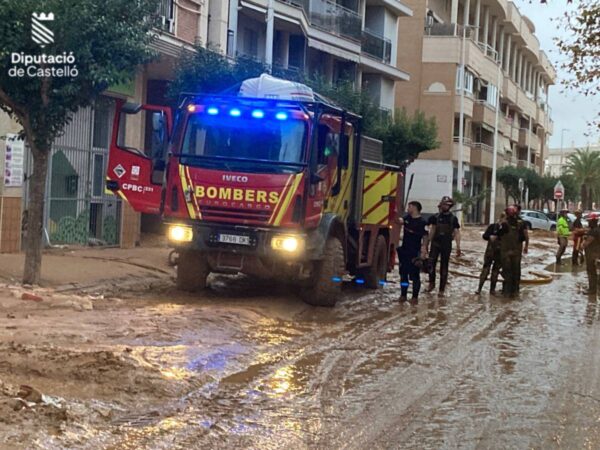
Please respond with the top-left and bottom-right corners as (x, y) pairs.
(1, 230), (600, 449)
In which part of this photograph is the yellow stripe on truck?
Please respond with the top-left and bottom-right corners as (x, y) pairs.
(273, 173), (303, 226)
(362, 169), (393, 225)
(179, 165), (197, 219)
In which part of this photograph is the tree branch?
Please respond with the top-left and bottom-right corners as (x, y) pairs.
(0, 87), (26, 118)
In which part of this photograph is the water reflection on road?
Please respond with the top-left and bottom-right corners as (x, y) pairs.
(87, 255), (600, 450)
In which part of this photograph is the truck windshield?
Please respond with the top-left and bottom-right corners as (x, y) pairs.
(179, 113), (307, 171)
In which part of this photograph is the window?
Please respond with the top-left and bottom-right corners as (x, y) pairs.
(456, 67), (474, 94)
(243, 28), (258, 57)
(180, 113), (307, 172)
(317, 124), (339, 166)
(486, 84), (498, 107)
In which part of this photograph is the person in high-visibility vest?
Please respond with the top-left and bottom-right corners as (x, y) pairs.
(556, 209), (571, 265)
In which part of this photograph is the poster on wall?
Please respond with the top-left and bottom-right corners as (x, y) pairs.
(4, 133), (24, 187)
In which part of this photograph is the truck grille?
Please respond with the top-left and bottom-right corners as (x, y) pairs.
(201, 206), (272, 224)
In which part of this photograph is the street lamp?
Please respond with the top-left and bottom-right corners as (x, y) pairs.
(457, 24), (478, 224)
(489, 45), (503, 223)
(560, 128), (570, 168)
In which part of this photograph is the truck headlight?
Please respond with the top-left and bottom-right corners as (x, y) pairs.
(271, 235), (304, 253)
(168, 225), (193, 242)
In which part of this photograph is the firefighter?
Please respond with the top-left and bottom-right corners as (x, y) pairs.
(476, 213), (504, 295)
(426, 196), (461, 297)
(397, 201), (429, 303)
(497, 205), (528, 297)
(572, 210), (585, 266)
(582, 213), (600, 296)
(556, 209), (571, 265)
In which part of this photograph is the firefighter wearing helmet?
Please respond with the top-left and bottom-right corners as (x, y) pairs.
(497, 205), (528, 297)
(582, 213), (600, 296)
(426, 196), (461, 296)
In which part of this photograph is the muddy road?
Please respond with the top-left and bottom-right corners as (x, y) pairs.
(1, 230), (600, 449)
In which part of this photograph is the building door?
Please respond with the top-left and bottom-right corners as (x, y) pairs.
(23, 97), (122, 246)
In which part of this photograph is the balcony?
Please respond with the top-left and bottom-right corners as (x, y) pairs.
(361, 29), (392, 64)
(518, 128), (539, 149)
(471, 142), (494, 169)
(452, 137), (472, 163)
(502, 76), (518, 105)
(305, 0), (362, 42)
(517, 159), (531, 169)
(473, 100), (497, 127)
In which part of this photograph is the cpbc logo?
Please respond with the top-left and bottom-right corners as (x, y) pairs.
(32, 12), (54, 48)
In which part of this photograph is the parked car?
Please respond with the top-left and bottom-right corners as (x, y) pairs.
(520, 210), (556, 231)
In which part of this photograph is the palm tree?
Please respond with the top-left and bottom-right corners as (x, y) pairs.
(565, 148), (600, 209)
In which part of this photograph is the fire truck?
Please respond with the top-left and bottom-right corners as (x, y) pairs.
(106, 75), (403, 306)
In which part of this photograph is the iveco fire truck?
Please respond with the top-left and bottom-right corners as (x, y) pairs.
(106, 75), (403, 306)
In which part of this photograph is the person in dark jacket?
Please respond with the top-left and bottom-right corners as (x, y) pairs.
(476, 213), (504, 295)
(426, 196), (461, 297)
(397, 201), (429, 303)
(582, 213), (600, 296)
(498, 205), (528, 297)
(572, 210), (585, 266)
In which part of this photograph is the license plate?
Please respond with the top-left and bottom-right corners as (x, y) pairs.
(218, 233), (251, 246)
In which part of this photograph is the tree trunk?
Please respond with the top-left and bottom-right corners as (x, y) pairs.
(23, 147), (49, 285)
(581, 184), (589, 210)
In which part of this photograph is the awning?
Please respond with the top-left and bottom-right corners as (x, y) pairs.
(307, 38), (360, 63)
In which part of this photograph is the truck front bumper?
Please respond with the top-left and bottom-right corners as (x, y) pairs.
(166, 222), (321, 261)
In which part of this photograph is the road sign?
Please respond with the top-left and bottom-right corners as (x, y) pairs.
(554, 180), (565, 200)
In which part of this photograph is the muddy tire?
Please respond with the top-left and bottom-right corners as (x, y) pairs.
(524, 222), (532, 230)
(362, 235), (388, 289)
(176, 250), (209, 292)
(302, 236), (345, 307)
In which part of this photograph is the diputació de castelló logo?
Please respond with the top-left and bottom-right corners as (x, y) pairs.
(7, 12), (78, 78)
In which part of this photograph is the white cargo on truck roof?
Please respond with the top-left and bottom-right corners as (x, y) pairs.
(238, 74), (315, 101)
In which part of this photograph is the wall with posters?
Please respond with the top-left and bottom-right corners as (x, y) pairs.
(0, 116), (25, 253)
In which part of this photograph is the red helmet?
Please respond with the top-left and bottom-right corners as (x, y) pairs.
(505, 206), (518, 216)
(588, 213), (599, 222)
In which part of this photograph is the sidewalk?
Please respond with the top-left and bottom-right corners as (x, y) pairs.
(0, 245), (173, 292)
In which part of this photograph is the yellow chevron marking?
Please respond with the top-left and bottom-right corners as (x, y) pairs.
(268, 174), (293, 225)
(185, 166), (202, 219)
(273, 173), (303, 226)
(179, 165), (197, 219)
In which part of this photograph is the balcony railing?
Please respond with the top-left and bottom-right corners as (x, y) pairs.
(424, 22), (476, 39)
(476, 42), (499, 63)
(284, 0), (361, 42)
(473, 142), (494, 153)
(361, 29), (392, 63)
(453, 136), (473, 145)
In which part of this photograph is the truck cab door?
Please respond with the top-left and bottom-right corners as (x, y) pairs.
(106, 100), (172, 215)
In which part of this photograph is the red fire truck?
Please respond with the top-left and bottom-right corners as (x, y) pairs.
(106, 75), (403, 306)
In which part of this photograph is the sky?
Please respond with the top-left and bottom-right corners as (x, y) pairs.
(512, 0), (599, 150)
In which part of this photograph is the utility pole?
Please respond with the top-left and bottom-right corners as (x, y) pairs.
(457, 25), (468, 224)
(265, 0), (274, 70)
(490, 48), (502, 223)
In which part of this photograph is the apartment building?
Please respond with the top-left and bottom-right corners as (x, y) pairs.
(0, 0), (413, 252)
(396, 0), (556, 222)
(227, 0), (412, 112)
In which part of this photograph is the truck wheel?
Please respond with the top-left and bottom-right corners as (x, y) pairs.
(176, 250), (209, 292)
(302, 236), (345, 307)
(363, 235), (388, 289)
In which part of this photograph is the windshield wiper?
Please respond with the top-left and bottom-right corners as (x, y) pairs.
(174, 154), (307, 168)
